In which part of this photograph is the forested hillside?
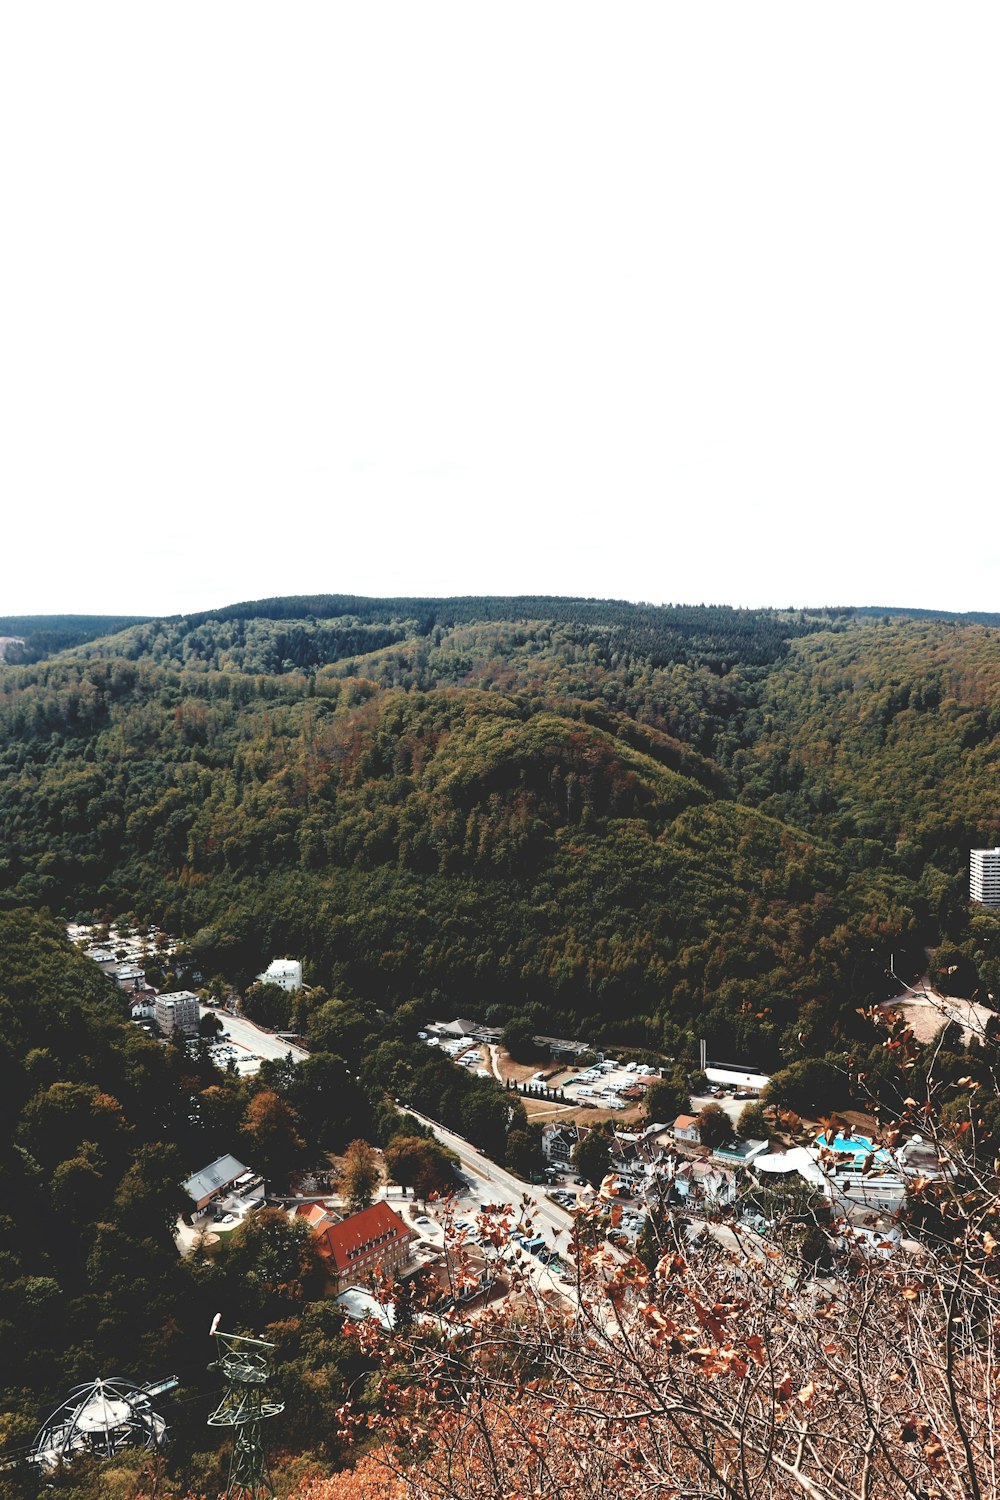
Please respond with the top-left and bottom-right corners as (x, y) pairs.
(3, 597), (1000, 1057)
(0, 909), (205, 1445)
(0, 615), (148, 665)
(4, 596), (1000, 1495)
(743, 618), (1000, 866)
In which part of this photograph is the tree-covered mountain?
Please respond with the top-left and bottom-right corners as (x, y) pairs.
(5, 595), (1000, 1494)
(741, 617), (1000, 865)
(0, 615), (148, 665)
(5, 597), (982, 1064)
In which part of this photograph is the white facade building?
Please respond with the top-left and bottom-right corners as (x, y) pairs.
(255, 958), (303, 991)
(154, 990), (200, 1036)
(703, 1066), (771, 1096)
(970, 848), (1000, 907)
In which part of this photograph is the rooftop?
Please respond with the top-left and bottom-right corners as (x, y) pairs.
(334, 1285), (396, 1329)
(183, 1154), (249, 1203)
(429, 1018), (480, 1037)
(704, 1066), (770, 1090)
(314, 1202), (409, 1271)
(713, 1137), (769, 1162)
(295, 1203), (338, 1231)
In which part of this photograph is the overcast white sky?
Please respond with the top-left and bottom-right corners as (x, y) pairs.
(1, 4), (997, 620)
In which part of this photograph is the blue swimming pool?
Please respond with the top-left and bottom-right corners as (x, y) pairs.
(814, 1131), (893, 1166)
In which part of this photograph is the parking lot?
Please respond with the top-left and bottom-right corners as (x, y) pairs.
(420, 1035), (492, 1078)
(199, 1008), (308, 1076)
(203, 1035), (261, 1077)
(688, 1088), (756, 1126)
(548, 1057), (661, 1111)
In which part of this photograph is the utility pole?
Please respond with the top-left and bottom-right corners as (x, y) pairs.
(207, 1317), (284, 1499)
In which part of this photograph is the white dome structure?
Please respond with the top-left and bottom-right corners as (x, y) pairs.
(32, 1376), (168, 1469)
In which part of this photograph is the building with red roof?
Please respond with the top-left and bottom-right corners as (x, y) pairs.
(295, 1202), (339, 1232)
(312, 1201), (411, 1294)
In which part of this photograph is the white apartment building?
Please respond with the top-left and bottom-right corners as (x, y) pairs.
(255, 958), (303, 991)
(155, 990), (200, 1036)
(970, 848), (1000, 907)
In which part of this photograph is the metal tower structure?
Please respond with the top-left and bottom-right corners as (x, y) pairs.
(207, 1317), (284, 1500)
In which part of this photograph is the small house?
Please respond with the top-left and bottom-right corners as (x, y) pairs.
(541, 1123), (588, 1165)
(671, 1160), (737, 1207)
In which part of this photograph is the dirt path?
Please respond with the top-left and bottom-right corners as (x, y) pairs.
(882, 976), (997, 1046)
(519, 1100), (580, 1123)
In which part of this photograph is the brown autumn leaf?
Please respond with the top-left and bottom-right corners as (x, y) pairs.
(689, 1296), (726, 1342)
(923, 1431), (946, 1470)
(655, 1252), (686, 1278)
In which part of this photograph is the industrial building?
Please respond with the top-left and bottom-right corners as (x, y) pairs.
(183, 1155), (262, 1218)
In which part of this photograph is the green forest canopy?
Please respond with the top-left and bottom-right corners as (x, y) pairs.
(5, 596), (1000, 1492)
(5, 597), (998, 1061)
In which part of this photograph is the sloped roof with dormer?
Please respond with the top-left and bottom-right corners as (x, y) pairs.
(314, 1202), (409, 1272)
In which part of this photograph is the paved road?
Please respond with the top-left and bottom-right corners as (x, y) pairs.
(403, 1108), (578, 1278)
(202, 1007), (308, 1066)
(689, 1090), (746, 1126)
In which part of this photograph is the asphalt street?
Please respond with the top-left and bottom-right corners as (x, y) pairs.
(403, 1107), (578, 1263)
(201, 1006), (309, 1066)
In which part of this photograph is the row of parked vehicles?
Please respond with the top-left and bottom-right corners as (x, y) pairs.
(547, 1185), (585, 1209)
(450, 1208), (565, 1275)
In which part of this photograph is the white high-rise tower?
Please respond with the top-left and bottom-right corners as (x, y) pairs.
(970, 848), (1000, 906)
